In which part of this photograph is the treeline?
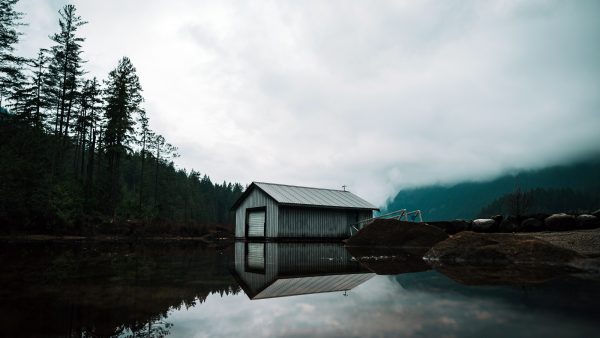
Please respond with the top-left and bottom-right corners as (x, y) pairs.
(0, 1), (243, 235)
(478, 187), (600, 218)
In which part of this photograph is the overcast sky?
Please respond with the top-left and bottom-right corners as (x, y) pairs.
(15, 0), (600, 206)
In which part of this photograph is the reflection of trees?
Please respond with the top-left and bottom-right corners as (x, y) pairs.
(120, 319), (173, 338)
(0, 241), (239, 337)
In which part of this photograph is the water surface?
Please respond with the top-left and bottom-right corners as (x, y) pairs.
(0, 240), (598, 337)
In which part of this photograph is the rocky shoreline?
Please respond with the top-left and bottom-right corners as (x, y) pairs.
(346, 213), (600, 283)
(427, 210), (600, 235)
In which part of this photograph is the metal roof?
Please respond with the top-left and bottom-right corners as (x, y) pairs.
(253, 273), (375, 299)
(231, 182), (379, 210)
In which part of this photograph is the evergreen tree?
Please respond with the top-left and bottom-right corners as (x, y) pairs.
(0, 2), (245, 235)
(30, 49), (51, 129)
(137, 109), (150, 210)
(47, 4), (86, 150)
(5, 70), (31, 120)
(103, 57), (143, 216)
(0, 0), (24, 107)
(74, 77), (102, 179)
(8, 49), (51, 127)
(148, 132), (178, 208)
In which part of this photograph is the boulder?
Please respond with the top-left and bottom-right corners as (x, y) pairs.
(499, 216), (519, 233)
(491, 215), (504, 224)
(426, 220), (470, 234)
(545, 213), (576, 231)
(471, 219), (497, 232)
(523, 213), (551, 222)
(424, 231), (583, 265)
(576, 214), (599, 229)
(345, 218), (448, 248)
(519, 218), (545, 232)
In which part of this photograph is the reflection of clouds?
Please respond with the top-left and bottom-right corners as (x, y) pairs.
(168, 276), (446, 337)
(298, 303), (315, 313)
(439, 316), (458, 327)
(166, 271), (600, 338)
(475, 310), (493, 321)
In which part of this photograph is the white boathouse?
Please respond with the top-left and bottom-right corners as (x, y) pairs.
(231, 182), (379, 240)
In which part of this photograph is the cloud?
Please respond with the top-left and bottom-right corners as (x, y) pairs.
(15, 0), (600, 205)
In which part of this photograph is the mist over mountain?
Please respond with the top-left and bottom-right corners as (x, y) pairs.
(384, 157), (600, 221)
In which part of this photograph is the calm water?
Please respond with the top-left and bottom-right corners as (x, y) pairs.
(0, 241), (598, 338)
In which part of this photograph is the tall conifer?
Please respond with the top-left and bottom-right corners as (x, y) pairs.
(0, 0), (23, 107)
(103, 57), (143, 216)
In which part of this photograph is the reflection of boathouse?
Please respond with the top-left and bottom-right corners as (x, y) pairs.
(231, 182), (379, 240)
(232, 242), (375, 300)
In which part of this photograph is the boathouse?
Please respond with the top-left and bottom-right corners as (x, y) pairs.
(231, 182), (379, 240)
(232, 242), (374, 299)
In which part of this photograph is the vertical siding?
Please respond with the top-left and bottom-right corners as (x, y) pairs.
(360, 210), (374, 222)
(235, 188), (279, 238)
(275, 242), (364, 275)
(234, 242), (279, 297)
(233, 242), (372, 299)
(278, 207), (373, 238)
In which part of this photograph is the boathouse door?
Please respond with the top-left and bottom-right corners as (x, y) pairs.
(247, 209), (266, 238)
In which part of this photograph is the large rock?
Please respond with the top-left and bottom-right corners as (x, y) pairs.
(491, 215), (504, 224)
(345, 218), (448, 248)
(522, 213), (551, 222)
(426, 220), (470, 234)
(471, 219), (497, 232)
(498, 216), (519, 233)
(424, 231), (583, 265)
(519, 217), (545, 232)
(577, 214), (599, 229)
(545, 213), (576, 231)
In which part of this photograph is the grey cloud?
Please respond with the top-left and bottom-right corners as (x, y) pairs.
(15, 0), (600, 205)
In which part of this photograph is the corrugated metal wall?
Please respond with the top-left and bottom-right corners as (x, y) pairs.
(234, 242), (279, 297)
(278, 207), (373, 238)
(235, 187), (374, 238)
(235, 188), (279, 238)
(233, 242), (373, 299)
(275, 242), (365, 274)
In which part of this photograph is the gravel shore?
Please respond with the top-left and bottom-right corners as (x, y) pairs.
(518, 228), (600, 257)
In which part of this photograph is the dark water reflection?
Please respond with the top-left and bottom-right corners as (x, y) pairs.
(0, 241), (238, 337)
(0, 240), (598, 338)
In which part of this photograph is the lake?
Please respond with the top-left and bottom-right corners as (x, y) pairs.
(0, 240), (598, 338)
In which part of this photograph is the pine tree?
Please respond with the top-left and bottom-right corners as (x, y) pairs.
(74, 78), (102, 178)
(148, 133), (178, 208)
(0, 0), (24, 107)
(47, 4), (86, 154)
(103, 57), (143, 216)
(30, 49), (51, 129)
(137, 109), (150, 210)
(5, 71), (32, 120)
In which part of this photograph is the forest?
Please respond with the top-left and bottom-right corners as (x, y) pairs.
(385, 157), (600, 221)
(477, 187), (600, 219)
(0, 1), (243, 236)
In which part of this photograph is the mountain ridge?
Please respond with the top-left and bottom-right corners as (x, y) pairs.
(384, 157), (600, 221)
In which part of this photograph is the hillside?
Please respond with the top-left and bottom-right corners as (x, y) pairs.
(384, 158), (600, 221)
